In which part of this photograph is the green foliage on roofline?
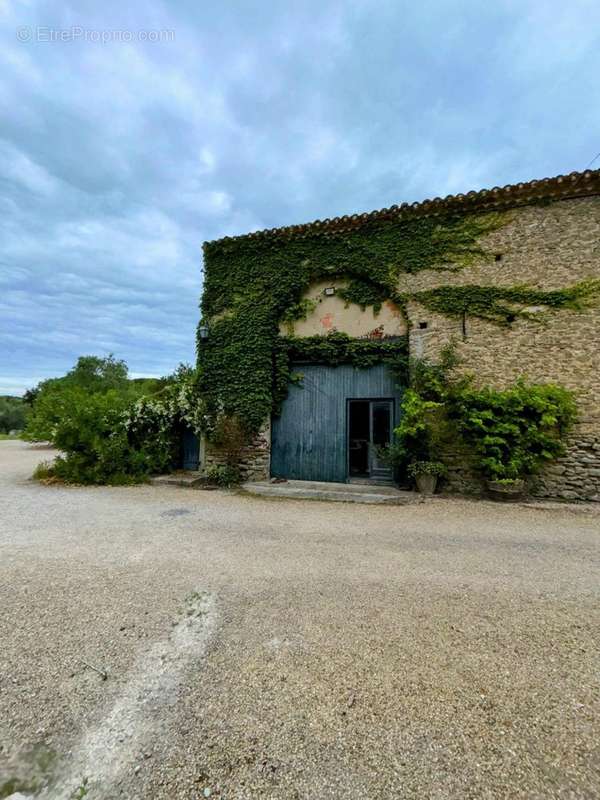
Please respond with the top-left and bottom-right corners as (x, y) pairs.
(198, 210), (511, 436)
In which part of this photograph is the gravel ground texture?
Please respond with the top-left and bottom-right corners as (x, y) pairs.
(1, 440), (600, 800)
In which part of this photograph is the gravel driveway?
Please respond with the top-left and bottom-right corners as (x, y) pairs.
(1, 440), (599, 800)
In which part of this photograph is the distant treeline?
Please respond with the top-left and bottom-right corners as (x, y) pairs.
(0, 395), (26, 433)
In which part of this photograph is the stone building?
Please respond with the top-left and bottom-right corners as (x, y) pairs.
(198, 169), (600, 500)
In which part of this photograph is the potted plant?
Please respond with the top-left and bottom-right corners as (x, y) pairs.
(407, 460), (447, 495)
(485, 476), (526, 501)
(377, 387), (450, 494)
(453, 380), (577, 502)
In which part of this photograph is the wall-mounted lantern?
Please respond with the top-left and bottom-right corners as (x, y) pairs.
(198, 324), (210, 340)
(324, 287), (336, 296)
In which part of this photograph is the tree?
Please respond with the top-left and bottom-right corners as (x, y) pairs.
(23, 355), (184, 483)
(25, 355), (133, 442)
(0, 396), (26, 433)
(65, 354), (129, 391)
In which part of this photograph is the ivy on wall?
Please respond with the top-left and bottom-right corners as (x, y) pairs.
(279, 331), (407, 368)
(279, 298), (318, 335)
(199, 210), (510, 435)
(198, 204), (598, 438)
(337, 278), (391, 314)
(272, 331), (408, 415)
(409, 279), (600, 326)
(201, 210), (510, 317)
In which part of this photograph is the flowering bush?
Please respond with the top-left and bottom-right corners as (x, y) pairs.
(42, 388), (160, 485)
(28, 360), (207, 485)
(125, 364), (205, 438)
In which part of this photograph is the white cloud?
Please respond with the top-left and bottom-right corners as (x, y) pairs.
(2, 0), (600, 393)
(0, 141), (59, 195)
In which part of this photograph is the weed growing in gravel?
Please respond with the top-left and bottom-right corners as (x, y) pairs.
(184, 590), (210, 618)
(32, 460), (58, 482)
(70, 777), (89, 798)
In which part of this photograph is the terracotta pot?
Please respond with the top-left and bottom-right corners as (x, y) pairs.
(486, 478), (526, 502)
(415, 473), (438, 495)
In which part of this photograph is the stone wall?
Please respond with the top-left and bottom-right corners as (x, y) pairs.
(201, 195), (600, 499)
(202, 421), (270, 482)
(532, 434), (600, 501)
(403, 196), (600, 500)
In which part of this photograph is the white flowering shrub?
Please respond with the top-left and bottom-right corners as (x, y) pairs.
(35, 365), (207, 485)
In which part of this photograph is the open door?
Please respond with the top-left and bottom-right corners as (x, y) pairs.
(271, 364), (402, 483)
(369, 401), (393, 481)
(348, 399), (394, 482)
(348, 400), (370, 478)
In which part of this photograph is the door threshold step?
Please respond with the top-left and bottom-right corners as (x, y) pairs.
(242, 480), (421, 505)
(265, 479), (401, 495)
(151, 471), (204, 488)
(347, 478), (396, 487)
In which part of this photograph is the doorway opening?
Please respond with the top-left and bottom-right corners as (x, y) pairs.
(348, 399), (394, 482)
(348, 400), (370, 477)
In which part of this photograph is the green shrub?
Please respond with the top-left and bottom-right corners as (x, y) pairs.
(211, 414), (248, 468)
(0, 396), (25, 434)
(24, 355), (143, 443)
(204, 464), (241, 487)
(40, 388), (176, 485)
(379, 345), (462, 476)
(451, 380), (577, 481)
(393, 389), (445, 464)
(386, 346), (577, 485)
(25, 357), (201, 485)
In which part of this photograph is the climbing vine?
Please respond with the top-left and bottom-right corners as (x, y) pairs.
(337, 278), (391, 314)
(272, 332), (408, 414)
(201, 210), (510, 317)
(198, 203), (598, 438)
(383, 346), (578, 484)
(279, 298), (318, 335)
(199, 210), (510, 436)
(409, 279), (600, 325)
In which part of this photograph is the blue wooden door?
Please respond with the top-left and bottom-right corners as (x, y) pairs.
(182, 427), (200, 470)
(271, 364), (402, 482)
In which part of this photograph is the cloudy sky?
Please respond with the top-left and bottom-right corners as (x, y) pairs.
(1, 0), (599, 394)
